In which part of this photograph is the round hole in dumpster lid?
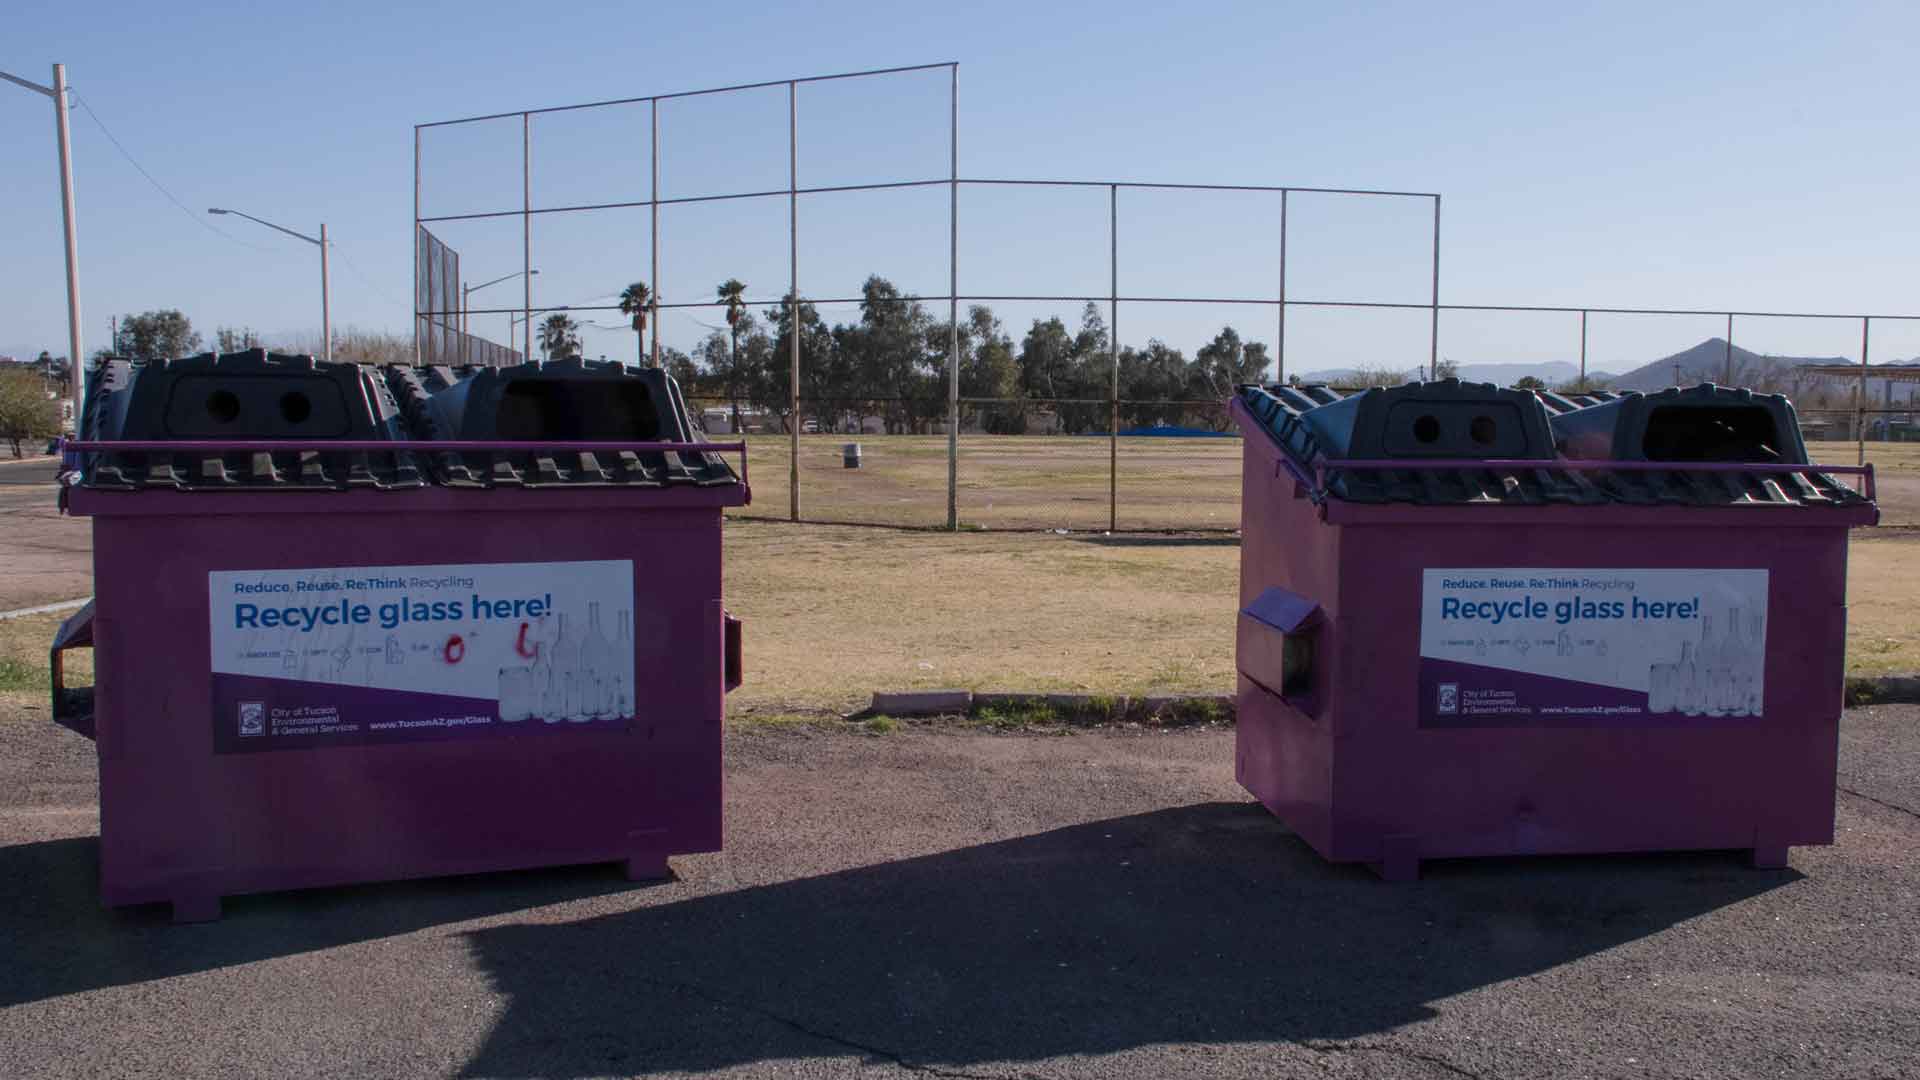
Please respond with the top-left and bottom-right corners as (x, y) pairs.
(205, 390), (241, 424)
(279, 391), (313, 424)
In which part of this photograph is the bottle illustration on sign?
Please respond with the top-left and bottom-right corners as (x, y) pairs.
(615, 609), (633, 718)
(1648, 604), (1763, 717)
(494, 604), (634, 726)
(581, 601), (618, 719)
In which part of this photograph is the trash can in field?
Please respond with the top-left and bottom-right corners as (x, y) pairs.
(53, 350), (749, 920)
(1231, 379), (1877, 880)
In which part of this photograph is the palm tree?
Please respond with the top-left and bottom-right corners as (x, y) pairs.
(717, 278), (747, 431)
(618, 281), (653, 366)
(539, 313), (580, 361)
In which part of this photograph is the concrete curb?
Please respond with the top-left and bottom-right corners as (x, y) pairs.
(862, 678), (1920, 724)
(867, 689), (974, 717)
(1847, 675), (1920, 707)
(0, 597), (90, 621)
(862, 690), (1236, 725)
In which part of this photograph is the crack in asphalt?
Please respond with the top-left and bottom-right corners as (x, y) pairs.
(670, 979), (1046, 1079)
(1300, 1039), (1490, 1079)
(1838, 784), (1920, 823)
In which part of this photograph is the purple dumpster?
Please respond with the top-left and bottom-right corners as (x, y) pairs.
(1231, 380), (1877, 880)
(52, 352), (748, 920)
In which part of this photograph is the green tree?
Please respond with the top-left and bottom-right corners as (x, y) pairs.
(539, 314), (581, 361)
(1188, 326), (1271, 427)
(119, 310), (202, 359)
(215, 326), (262, 353)
(0, 370), (60, 457)
(958, 305), (1022, 433)
(761, 293), (835, 433)
(1513, 375), (1547, 391)
(1118, 340), (1189, 427)
(1434, 357), (1460, 380)
(842, 276), (934, 433)
(717, 278), (748, 430)
(617, 281), (653, 365)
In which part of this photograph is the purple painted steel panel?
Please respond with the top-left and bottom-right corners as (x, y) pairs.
(72, 484), (744, 917)
(1233, 397), (1864, 877)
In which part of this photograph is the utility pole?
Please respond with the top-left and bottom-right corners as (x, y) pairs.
(2, 63), (84, 426)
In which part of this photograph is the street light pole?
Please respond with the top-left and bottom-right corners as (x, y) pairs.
(319, 223), (330, 364)
(2, 62), (83, 428)
(463, 270), (538, 354)
(206, 208), (330, 363)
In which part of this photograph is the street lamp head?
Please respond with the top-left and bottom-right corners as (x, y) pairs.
(207, 207), (229, 215)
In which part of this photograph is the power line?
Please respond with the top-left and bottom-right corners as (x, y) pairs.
(330, 243), (407, 309)
(69, 92), (272, 252)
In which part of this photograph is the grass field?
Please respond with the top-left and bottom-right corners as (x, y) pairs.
(0, 438), (1909, 718)
(3, 524), (1910, 720)
(729, 434), (1242, 531)
(732, 434), (1919, 530)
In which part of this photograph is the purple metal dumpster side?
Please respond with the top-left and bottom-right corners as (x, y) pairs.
(69, 481), (745, 921)
(1232, 391), (1876, 880)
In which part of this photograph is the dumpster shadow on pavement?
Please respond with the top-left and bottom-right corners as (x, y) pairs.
(460, 801), (1794, 1077)
(0, 835), (643, 1010)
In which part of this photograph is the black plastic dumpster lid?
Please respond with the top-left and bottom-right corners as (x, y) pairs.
(1548, 384), (1865, 508)
(76, 349), (424, 491)
(385, 360), (739, 488)
(1239, 380), (1607, 506)
(1239, 380), (1872, 510)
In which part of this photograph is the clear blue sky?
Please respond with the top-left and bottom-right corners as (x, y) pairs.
(4, 0), (1918, 376)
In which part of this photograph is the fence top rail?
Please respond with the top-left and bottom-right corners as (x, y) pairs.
(416, 61), (960, 129)
(440, 295), (1920, 323)
(1318, 458), (1873, 476)
(957, 178), (1440, 198)
(418, 178), (1442, 226)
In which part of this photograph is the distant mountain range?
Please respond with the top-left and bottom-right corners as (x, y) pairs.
(1297, 360), (1620, 386)
(1301, 339), (1920, 398)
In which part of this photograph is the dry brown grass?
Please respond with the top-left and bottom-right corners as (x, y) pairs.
(721, 522), (1239, 717)
(1, 523), (1910, 717)
(730, 434), (1241, 531)
(734, 434), (1916, 531)
(0, 438), (1910, 719)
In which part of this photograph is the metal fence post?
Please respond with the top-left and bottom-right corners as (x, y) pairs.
(650, 98), (660, 369)
(1277, 188), (1287, 385)
(1859, 316), (1870, 466)
(947, 64), (959, 531)
(1428, 194), (1441, 381)
(788, 80), (800, 522)
(412, 126), (421, 364)
(522, 112), (532, 366)
(1110, 183), (1119, 534)
(1579, 309), (1588, 385)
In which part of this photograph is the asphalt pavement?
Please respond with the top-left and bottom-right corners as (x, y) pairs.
(0, 456), (91, 612)
(1, 710), (1917, 1079)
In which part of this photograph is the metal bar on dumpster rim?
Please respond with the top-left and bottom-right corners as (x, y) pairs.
(61, 439), (750, 485)
(1314, 458), (1874, 501)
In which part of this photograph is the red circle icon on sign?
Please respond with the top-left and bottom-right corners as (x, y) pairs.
(443, 635), (466, 664)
